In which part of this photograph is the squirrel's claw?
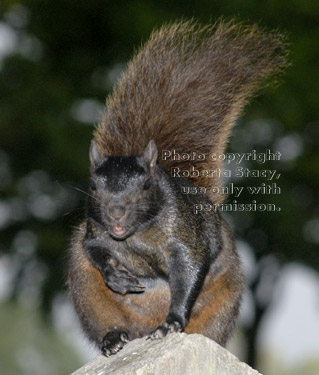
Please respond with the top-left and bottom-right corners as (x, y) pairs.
(102, 331), (129, 357)
(148, 320), (182, 340)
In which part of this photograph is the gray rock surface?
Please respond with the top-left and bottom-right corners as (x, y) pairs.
(71, 333), (262, 375)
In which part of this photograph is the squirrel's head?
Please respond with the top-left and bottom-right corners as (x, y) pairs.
(87, 140), (162, 240)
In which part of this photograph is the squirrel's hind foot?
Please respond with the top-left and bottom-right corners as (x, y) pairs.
(101, 331), (129, 357)
(148, 316), (183, 340)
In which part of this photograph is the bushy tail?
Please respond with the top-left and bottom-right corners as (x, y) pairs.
(95, 20), (288, 203)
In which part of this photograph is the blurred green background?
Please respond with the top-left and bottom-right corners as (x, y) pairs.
(0, 1), (318, 374)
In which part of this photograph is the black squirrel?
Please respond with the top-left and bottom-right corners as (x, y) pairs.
(68, 20), (287, 356)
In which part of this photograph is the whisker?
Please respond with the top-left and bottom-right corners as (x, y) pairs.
(70, 185), (93, 199)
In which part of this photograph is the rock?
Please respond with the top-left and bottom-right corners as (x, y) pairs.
(71, 333), (262, 375)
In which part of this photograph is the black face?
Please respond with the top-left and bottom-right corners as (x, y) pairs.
(86, 155), (161, 240)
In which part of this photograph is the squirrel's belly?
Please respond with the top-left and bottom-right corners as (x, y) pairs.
(116, 278), (171, 336)
(81, 259), (171, 338)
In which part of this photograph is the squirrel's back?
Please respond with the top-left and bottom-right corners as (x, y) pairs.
(94, 20), (288, 203)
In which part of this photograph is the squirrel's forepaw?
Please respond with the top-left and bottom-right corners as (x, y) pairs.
(148, 320), (182, 340)
(102, 331), (129, 357)
(105, 270), (145, 295)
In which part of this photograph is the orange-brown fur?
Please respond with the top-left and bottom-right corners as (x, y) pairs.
(185, 223), (243, 345)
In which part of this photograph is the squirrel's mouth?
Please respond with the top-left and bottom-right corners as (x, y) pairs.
(112, 223), (127, 237)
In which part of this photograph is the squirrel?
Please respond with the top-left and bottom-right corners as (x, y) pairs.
(68, 20), (287, 356)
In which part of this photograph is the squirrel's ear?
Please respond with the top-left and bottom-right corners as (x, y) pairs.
(143, 140), (158, 171)
(89, 141), (103, 169)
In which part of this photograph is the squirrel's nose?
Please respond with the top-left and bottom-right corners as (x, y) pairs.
(109, 205), (126, 221)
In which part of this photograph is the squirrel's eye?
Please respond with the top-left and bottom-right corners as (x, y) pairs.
(89, 179), (96, 191)
(143, 178), (152, 190)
